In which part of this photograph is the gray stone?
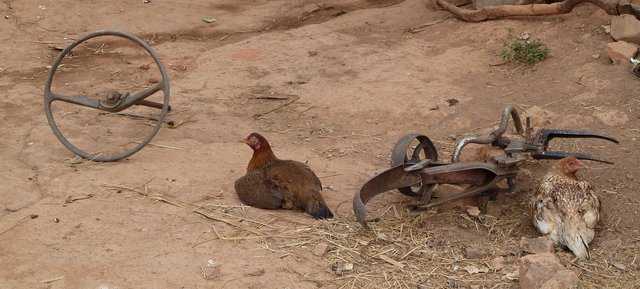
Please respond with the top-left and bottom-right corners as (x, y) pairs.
(201, 259), (221, 280)
(519, 253), (578, 289)
(611, 15), (640, 44)
(607, 41), (638, 65)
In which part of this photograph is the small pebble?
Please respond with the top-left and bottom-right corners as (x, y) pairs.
(466, 206), (481, 217)
(201, 259), (221, 280)
(53, 218), (60, 223)
(331, 262), (353, 275)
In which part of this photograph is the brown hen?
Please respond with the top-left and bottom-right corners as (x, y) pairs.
(531, 156), (600, 259)
(234, 133), (334, 219)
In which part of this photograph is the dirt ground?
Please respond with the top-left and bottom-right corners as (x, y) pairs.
(1, 0), (639, 288)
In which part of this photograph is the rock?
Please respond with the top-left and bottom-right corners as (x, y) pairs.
(331, 262), (353, 275)
(611, 15), (640, 44)
(519, 253), (578, 289)
(606, 41), (638, 65)
(446, 279), (461, 288)
(312, 242), (329, 256)
(201, 16), (217, 24)
(201, 259), (221, 280)
(245, 268), (265, 277)
(464, 246), (489, 259)
(446, 98), (459, 106)
(520, 237), (554, 254)
(466, 206), (481, 217)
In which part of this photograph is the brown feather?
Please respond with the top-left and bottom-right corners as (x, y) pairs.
(235, 133), (333, 219)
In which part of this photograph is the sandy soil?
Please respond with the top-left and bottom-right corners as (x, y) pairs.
(1, 0), (639, 288)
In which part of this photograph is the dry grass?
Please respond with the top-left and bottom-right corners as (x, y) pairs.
(106, 168), (640, 289)
(195, 192), (640, 289)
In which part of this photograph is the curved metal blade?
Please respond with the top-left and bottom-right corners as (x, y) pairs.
(538, 129), (619, 147)
(532, 151), (614, 164)
(353, 165), (421, 228)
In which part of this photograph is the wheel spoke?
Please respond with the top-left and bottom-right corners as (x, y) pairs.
(50, 93), (101, 109)
(122, 83), (163, 108)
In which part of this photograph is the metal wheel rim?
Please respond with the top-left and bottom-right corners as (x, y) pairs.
(390, 133), (439, 198)
(43, 30), (171, 162)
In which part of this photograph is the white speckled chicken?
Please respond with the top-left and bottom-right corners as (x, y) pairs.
(531, 156), (600, 259)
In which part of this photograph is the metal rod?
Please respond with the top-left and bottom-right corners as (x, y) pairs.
(119, 83), (163, 110)
(49, 93), (101, 109)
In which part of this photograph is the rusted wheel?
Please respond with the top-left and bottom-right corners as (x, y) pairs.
(390, 133), (439, 200)
(43, 30), (171, 162)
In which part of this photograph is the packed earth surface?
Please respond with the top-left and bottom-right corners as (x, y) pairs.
(1, 0), (639, 288)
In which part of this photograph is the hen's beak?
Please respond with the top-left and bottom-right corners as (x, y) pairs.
(576, 159), (590, 170)
(240, 138), (249, 144)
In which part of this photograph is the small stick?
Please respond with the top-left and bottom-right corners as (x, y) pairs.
(407, 17), (451, 33)
(253, 95), (300, 119)
(148, 195), (184, 207)
(193, 210), (263, 236)
(102, 184), (147, 196)
(167, 119), (197, 129)
(254, 96), (291, 100)
(133, 141), (183, 150)
(0, 215), (33, 236)
(400, 246), (422, 260)
(64, 193), (94, 204)
(319, 173), (342, 179)
(41, 276), (64, 283)
(208, 208), (279, 229)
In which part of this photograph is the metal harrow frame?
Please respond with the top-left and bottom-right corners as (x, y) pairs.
(353, 105), (619, 229)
